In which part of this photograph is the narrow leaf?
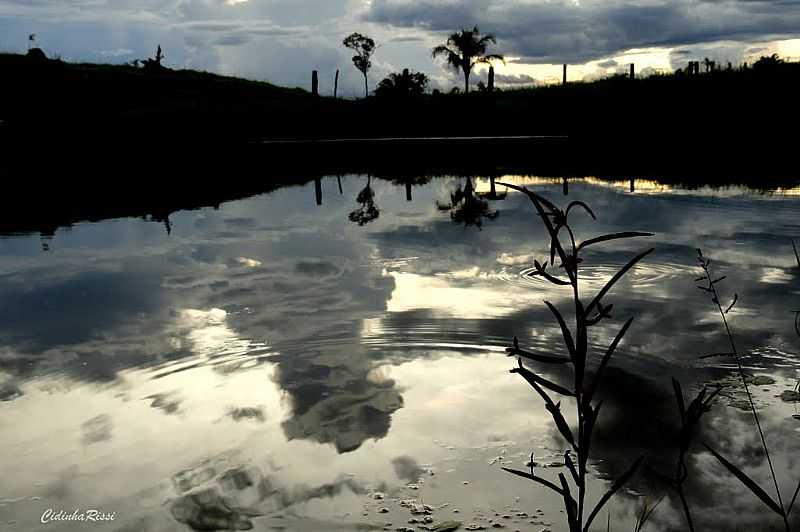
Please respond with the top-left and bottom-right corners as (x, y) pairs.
(585, 317), (634, 403)
(577, 232), (654, 252)
(793, 240), (799, 269)
(531, 263), (572, 286)
(564, 451), (579, 485)
(711, 276), (727, 285)
(788, 478), (800, 515)
(545, 300), (576, 359)
(505, 346), (571, 364)
(546, 401), (576, 447)
(698, 352), (735, 360)
(566, 200), (597, 220)
(585, 248), (655, 317)
(724, 294), (738, 314)
(703, 443), (783, 516)
(502, 467), (564, 495)
(497, 182), (570, 271)
(584, 456), (644, 532)
(511, 366), (575, 398)
(672, 378), (686, 422)
(703, 386), (723, 410)
(636, 494), (666, 532)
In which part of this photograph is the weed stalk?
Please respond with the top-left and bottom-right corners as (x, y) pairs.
(499, 183), (653, 532)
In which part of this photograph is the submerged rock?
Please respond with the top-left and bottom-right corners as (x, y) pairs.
(729, 399), (752, 411)
(746, 375), (776, 386)
(0, 382), (23, 402)
(779, 390), (800, 402)
(432, 521), (462, 532)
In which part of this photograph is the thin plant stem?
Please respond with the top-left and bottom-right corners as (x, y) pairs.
(699, 257), (788, 530)
(676, 481), (695, 532)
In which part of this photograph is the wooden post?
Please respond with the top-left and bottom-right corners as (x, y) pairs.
(629, 63), (635, 79)
(406, 182), (412, 201)
(563, 64), (567, 84)
(488, 66), (495, 92)
(334, 69), (339, 98)
(315, 177), (322, 205)
(312, 70), (319, 97)
(630, 179), (635, 193)
(337, 175), (343, 195)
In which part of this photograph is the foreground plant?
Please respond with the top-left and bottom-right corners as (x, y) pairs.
(696, 249), (800, 531)
(648, 379), (721, 532)
(498, 183), (654, 532)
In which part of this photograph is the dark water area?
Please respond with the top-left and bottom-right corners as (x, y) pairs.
(1, 175), (800, 531)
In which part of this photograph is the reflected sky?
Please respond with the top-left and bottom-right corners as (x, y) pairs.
(1, 176), (800, 531)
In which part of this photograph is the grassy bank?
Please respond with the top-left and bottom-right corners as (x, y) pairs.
(1, 52), (799, 177)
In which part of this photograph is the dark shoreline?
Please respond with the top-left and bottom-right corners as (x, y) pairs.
(2, 137), (798, 241)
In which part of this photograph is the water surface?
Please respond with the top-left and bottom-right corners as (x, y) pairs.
(2, 176), (800, 531)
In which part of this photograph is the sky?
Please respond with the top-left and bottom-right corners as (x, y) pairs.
(2, 0), (800, 94)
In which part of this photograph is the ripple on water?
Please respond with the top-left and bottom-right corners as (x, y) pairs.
(502, 262), (687, 291)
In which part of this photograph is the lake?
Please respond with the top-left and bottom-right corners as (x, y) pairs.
(1, 175), (800, 532)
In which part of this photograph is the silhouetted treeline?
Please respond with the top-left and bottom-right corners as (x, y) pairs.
(2, 52), (800, 177)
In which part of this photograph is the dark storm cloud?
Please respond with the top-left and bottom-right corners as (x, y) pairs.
(4, 0), (800, 90)
(364, 0), (800, 64)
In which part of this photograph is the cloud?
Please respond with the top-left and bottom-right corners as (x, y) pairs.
(3, 0), (800, 90)
(493, 72), (537, 85)
(597, 58), (618, 68)
(364, 0), (800, 64)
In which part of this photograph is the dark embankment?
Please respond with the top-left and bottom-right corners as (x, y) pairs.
(1, 52), (799, 237)
(2, 51), (799, 176)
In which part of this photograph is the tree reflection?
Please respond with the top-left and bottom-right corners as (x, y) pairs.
(390, 175), (432, 202)
(438, 177), (498, 228)
(348, 175), (380, 225)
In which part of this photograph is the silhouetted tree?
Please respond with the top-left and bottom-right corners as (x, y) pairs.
(26, 47), (48, 62)
(142, 45), (165, 71)
(754, 54), (785, 71)
(432, 27), (504, 93)
(343, 33), (377, 98)
(374, 69), (429, 99)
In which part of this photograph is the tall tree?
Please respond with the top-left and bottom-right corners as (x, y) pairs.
(343, 32), (377, 98)
(432, 27), (504, 94)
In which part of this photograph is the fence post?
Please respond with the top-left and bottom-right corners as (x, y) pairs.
(629, 63), (635, 79)
(563, 64), (567, 84)
(334, 69), (339, 98)
(488, 65), (495, 92)
(312, 70), (319, 97)
(315, 177), (322, 205)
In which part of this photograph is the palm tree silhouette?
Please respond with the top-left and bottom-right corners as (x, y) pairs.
(432, 27), (504, 94)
